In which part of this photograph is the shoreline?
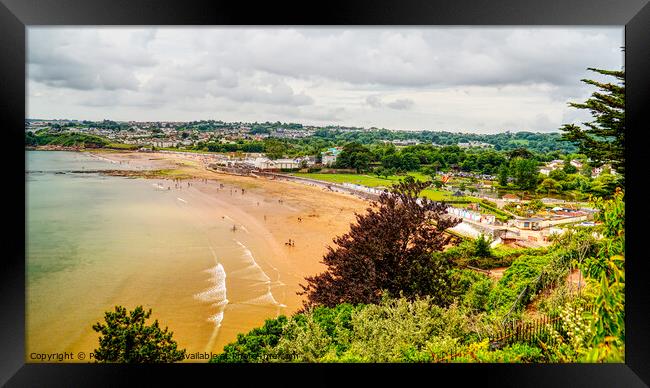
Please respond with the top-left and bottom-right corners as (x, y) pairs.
(49, 149), (369, 354)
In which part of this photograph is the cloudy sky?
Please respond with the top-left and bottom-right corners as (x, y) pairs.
(27, 27), (623, 133)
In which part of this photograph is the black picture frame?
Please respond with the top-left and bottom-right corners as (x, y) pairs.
(2, 0), (649, 386)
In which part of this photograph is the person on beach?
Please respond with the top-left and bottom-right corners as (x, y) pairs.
(232, 225), (237, 232)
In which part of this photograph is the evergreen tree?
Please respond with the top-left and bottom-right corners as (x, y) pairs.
(92, 306), (186, 363)
(560, 68), (624, 182)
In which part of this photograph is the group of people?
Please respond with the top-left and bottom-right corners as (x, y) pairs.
(285, 238), (295, 247)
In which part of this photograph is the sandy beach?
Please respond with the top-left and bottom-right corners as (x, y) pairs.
(86, 150), (370, 354)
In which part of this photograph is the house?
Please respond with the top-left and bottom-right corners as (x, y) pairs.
(321, 147), (342, 166)
(152, 140), (176, 148)
(273, 158), (303, 169)
(457, 141), (493, 149)
(514, 217), (543, 230)
(392, 139), (421, 146)
(502, 193), (520, 201)
(570, 160), (583, 169)
(540, 159), (565, 175)
(592, 164), (617, 177)
(252, 157), (302, 170)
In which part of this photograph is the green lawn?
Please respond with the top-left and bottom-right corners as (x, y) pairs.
(292, 172), (429, 188)
(509, 139), (529, 146)
(291, 172), (482, 205)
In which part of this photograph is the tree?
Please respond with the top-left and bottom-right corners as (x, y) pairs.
(299, 177), (461, 309)
(563, 159), (578, 174)
(507, 147), (534, 160)
(431, 160), (442, 173)
(92, 306), (186, 363)
(538, 178), (562, 194)
(510, 157), (539, 190)
(528, 199), (544, 213)
(549, 169), (567, 182)
(560, 68), (624, 182)
(421, 166), (437, 181)
(264, 139), (289, 159)
(473, 234), (492, 258)
(400, 153), (420, 171)
(381, 153), (401, 170)
(336, 142), (372, 173)
(498, 165), (509, 187)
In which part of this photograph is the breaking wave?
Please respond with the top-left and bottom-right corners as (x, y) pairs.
(233, 241), (285, 308)
(194, 263), (228, 328)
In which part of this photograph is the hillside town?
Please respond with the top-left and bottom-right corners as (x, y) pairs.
(26, 117), (619, 249)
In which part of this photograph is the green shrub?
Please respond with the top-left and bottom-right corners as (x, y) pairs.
(451, 342), (543, 363)
(210, 315), (289, 363)
(463, 278), (494, 312)
(474, 234), (492, 258)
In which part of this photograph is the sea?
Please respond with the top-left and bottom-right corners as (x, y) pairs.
(26, 151), (286, 361)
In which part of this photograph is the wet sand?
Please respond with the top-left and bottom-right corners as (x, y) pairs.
(84, 151), (369, 356)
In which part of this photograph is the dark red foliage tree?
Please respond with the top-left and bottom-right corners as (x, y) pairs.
(299, 176), (461, 309)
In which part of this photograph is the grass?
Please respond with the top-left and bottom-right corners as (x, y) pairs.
(106, 143), (140, 150)
(509, 139), (529, 146)
(291, 172), (484, 206)
(291, 172), (430, 188)
(158, 147), (213, 154)
(145, 169), (194, 179)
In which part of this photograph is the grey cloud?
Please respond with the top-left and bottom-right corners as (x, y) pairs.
(29, 63), (140, 91)
(387, 98), (414, 110)
(366, 95), (382, 108)
(28, 28), (156, 91)
(366, 95), (414, 110)
(187, 28), (622, 89)
(27, 27), (623, 131)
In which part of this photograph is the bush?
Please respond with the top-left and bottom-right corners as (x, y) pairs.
(474, 234), (492, 258)
(486, 254), (554, 314)
(463, 278), (494, 312)
(451, 341), (543, 363)
(210, 316), (288, 363)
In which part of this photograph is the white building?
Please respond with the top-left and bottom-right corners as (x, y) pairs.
(457, 141), (493, 149)
(570, 160), (584, 169)
(152, 140), (176, 148)
(321, 147), (342, 166)
(322, 154), (337, 166)
(252, 157), (302, 170)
